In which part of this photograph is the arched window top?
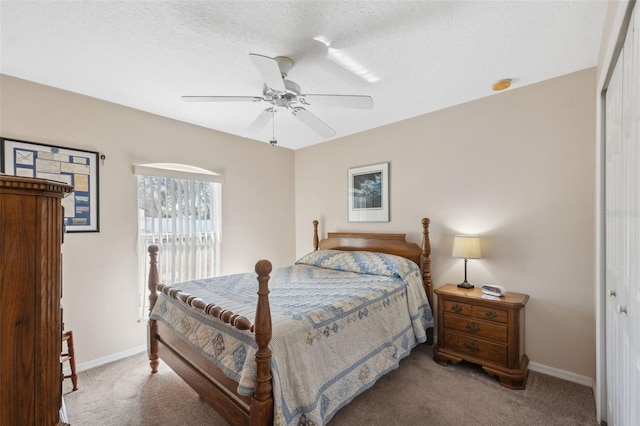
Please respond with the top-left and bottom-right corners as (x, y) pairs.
(133, 162), (224, 183)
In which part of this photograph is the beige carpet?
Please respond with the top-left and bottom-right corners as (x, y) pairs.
(64, 344), (598, 425)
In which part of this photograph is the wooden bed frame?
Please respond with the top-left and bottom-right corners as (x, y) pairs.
(147, 218), (433, 426)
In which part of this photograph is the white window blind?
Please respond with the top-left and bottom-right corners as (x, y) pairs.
(134, 163), (222, 318)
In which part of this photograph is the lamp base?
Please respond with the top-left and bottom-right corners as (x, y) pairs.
(457, 281), (474, 289)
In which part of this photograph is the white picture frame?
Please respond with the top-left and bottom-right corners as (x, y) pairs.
(348, 162), (389, 222)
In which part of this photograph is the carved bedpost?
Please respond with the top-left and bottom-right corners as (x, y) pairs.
(421, 218), (435, 345)
(313, 220), (319, 251)
(421, 218), (432, 301)
(148, 245), (160, 373)
(148, 245), (159, 312)
(251, 260), (274, 425)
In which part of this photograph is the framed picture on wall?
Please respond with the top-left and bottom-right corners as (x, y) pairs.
(1, 137), (100, 232)
(348, 162), (389, 222)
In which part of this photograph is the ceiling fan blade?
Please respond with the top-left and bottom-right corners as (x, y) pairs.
(301, 94), (374, 109)
(249, 53), (286, 92)
(292, 107), (336, 138)
(182, 96), (263, 102)
(247, 108), (275, 133)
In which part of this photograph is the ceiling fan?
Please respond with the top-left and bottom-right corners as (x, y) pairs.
(182, 54), (374, 140)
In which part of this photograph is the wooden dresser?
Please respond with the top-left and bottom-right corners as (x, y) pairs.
(0, 175), (72, 425)
(433, 284), (529, 389)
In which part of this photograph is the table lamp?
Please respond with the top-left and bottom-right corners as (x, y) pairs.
(452, 235), (481, 289)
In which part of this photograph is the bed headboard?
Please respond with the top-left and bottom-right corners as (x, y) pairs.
(311, 218), (433, 310)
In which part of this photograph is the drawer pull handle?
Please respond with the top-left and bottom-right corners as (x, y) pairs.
(465, 322), (480, 332)
(484, 310), (498, 319)
(464, 342), (481, 353)
(451, 304), (462, 313)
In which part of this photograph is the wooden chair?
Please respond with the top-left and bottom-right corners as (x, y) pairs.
(61, 330), (78, 391)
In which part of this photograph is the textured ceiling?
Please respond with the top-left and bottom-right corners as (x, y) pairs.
(0, 1), (607, 150)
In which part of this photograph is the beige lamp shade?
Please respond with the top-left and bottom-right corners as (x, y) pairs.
(452, 235), (481, 259)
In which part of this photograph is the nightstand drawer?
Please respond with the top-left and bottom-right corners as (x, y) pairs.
(444, 314), (508, 343)
(444, 331), (507, 364)
(443, 300), (472, 316)
(472, 306), (508, 323)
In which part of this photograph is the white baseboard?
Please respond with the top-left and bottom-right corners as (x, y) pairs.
(74, 343), (595, 392)
(75, 345), (147, 373)
(528, 361), (594, 388)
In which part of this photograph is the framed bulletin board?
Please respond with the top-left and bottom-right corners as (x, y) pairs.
(1, 137), (100, 232)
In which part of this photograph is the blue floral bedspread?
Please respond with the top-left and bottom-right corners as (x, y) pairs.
(150, 250), (434, 426)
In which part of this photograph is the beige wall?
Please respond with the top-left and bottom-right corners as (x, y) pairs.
(1, 68), (597, 379)
(0, 75), (296, 364)
(295, 69), (596, 379)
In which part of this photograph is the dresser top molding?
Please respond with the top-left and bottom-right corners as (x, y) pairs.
(0, 174), (72, 195)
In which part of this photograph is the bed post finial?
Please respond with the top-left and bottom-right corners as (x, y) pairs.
(148, 245), (160, 373)
(252, 259), (274, 423)
(421, 218), (431, 258)
(313, 220), (319, 251)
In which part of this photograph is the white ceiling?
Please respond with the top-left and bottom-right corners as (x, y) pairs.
(0, 1), (608, 150)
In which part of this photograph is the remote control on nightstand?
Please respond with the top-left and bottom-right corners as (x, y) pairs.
(481, 284), (506, 297)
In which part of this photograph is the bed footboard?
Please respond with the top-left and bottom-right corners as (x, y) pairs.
(146, 245), (274, 426)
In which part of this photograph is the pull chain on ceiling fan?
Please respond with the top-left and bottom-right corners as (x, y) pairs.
(270, 109), (277, 146)
(182, 53), (374, 140)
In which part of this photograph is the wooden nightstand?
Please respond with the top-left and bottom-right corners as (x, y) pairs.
(433, 284), (529, 389)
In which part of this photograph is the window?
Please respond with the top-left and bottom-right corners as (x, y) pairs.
(134, 163), (222, 318)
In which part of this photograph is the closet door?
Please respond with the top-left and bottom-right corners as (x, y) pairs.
(605, 38), (623, 426)
(629, 7), (640, 425)
(605, 6), (639, 425)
